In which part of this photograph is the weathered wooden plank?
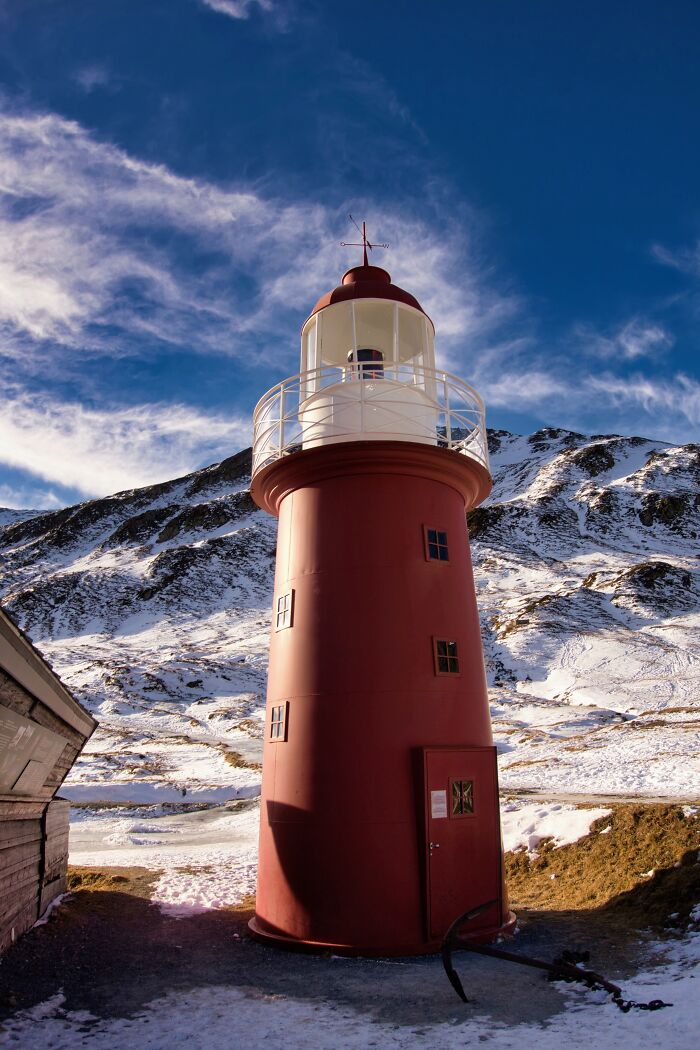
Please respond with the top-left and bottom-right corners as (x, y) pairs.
(0, 817), (42, 846)
(0, 840), (42, 875)
(46, 799), (70, 829)
(0, 799), (45, 819)
(45, 846), (69, 870)
(0, 860), (40, 894)
(0, 848), (41, 884)
(0, 835), (41, 859)
(45, 827), (69, 839)
(0, 863), (40, 896)
(0, 883), (39, 930)
(42, 748), (80, 794)
(0, 824), (42, 852)
(45, 824), (68, 841)
(0, 897), (40, 954)
(0, 864), (40, 902)
(0, 668), (34, 717)
(45, 827), (69, 846)
(0, 865), (41, 903)
(0, 888), (38, 927)
(46, 748), (78, 777)
(0, 844), (40, 877)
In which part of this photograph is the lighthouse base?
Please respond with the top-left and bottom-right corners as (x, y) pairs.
(247, 912), (517, 958)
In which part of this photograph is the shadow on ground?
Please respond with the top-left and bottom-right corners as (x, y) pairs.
(0, 874), (676, 1030)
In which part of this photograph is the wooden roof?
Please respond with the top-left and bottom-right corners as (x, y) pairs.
(0, 607), (96, 738)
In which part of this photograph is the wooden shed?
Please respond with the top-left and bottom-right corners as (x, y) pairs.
(0, 607), (96, 953)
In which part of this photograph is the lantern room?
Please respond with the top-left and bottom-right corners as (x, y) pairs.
(299, 265), (439, 448)
(302, 265), (435, 374)
(253, 263), (490, 481)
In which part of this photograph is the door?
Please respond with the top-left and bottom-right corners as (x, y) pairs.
(423, 746), (502, 941)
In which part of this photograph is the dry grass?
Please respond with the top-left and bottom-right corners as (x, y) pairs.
(505, 804), (700, 929)
(67, 866), (162, 899)
(222, 749), (262, 771)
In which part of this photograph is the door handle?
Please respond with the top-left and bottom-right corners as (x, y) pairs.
(429, 841), (440, 850)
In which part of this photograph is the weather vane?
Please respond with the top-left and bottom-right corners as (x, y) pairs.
(341, 214), (389, 267)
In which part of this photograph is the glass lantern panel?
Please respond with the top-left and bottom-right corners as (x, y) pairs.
(304, 318), (317, 372)
(300, 318), (318, 398)
(397, 307), (424, 364)
(317, 303), (354, 368)
(352, 301), (395, 363)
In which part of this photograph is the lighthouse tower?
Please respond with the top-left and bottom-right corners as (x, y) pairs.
(249, 236), (514, 955)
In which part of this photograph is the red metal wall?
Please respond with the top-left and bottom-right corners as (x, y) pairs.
(250, 441), (511, 954)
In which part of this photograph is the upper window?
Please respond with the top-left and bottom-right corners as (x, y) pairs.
(270, 702), (288, 742)
(434, 638), (460, 675)
(425, 527), (449, 562)
(275, 590), (294, 631)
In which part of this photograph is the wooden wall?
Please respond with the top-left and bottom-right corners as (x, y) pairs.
(0, 611), (96, 953)
(0, 798), (69, 953)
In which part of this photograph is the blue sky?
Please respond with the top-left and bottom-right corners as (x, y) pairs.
(0, 0), (698, 508)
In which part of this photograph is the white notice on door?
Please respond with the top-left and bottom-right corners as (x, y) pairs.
(430, 789), (448, 818)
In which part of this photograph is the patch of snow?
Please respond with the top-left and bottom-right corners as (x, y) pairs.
(500, 800), (611, 853)
(33, 893), (71, 928)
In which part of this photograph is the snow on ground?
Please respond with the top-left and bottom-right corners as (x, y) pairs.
(69, 802), (260, 915)
(500, 800), (611, 853)
(4, 929), (699, 1049)
(66, 798), (608, 917)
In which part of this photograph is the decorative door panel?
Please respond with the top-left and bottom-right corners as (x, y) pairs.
(423, 746), (502, 941)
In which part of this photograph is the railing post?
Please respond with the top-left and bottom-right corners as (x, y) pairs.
(444, 375), (452, 447)
(279, 386), (285, 458)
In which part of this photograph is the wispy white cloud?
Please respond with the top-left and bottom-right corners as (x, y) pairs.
(0, 108), (511, 373)
(0, 390), (251, 497)
(651, 240), (700, 277)
(465, 324), (699, 442)
(573, 317), (673, 361)
(199, 1), (275, 21)
(587, 372), (700, 429)
(73, 64), (112, 93)
(0, 483), (64, 511)
(476, 370), (569, 408)
(616, 319), (672, 360)
(0, 110), (278, 359)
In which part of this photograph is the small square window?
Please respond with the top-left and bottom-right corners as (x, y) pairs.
(275, 590), (294, 631)
(425, 526), (449, 562)
(270, 702), (289, 742)
(451, 779), (474, 816)
(434, 638), (460, 675)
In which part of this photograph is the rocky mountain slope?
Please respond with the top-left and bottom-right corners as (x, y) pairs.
(0, 429), (698, 800)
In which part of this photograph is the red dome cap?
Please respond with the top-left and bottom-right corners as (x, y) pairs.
(308, 264), (433, 328)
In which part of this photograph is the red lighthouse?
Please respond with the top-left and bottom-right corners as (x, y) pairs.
(249, 243), (514, 954)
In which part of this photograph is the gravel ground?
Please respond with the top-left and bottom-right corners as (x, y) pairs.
(0, 873), (660, 1030)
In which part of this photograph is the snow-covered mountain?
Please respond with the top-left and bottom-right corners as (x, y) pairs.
(0, 429), (698, 800)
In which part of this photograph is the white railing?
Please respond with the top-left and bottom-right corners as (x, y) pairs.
(252, 364), (489, 478)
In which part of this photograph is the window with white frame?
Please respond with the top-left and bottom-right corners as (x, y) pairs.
(275, 590), (294, 631)
(270, 702), (288, 742)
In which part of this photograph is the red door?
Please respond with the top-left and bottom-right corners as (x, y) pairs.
(423, 746), (502, 941)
